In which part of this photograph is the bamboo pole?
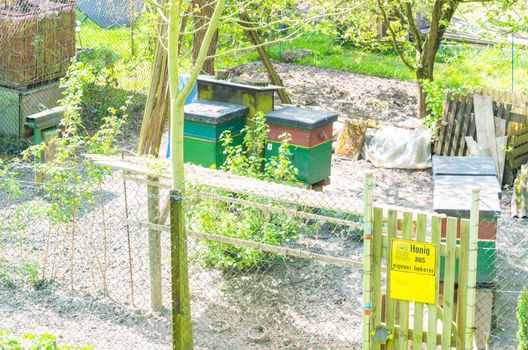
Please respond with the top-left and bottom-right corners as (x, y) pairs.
(464, 188), (480, 349)
(362, 172), (373, 350)
(239, 8), (291, 104)
(148, 176), (163, 312)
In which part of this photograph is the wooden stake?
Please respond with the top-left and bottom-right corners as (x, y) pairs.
(239, 8), (291, 104)
(148, 176), (163, 312)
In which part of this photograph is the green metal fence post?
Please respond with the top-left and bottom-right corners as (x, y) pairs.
(363, 171), (373, 350)
(170, 190), (194, 350)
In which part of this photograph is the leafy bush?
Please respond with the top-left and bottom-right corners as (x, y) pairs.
(0, 330), (91, 349)
(189, 190), (306, 271)
(221, 112), (298, 183)
(421, 80), (467, 134)
(190, 113), (308, 271)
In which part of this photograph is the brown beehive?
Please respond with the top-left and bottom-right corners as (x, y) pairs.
(0, 0), (76, 88)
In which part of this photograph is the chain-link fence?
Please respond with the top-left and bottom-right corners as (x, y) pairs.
(0, 159), (369, 349)
(1, 158), (527, 349)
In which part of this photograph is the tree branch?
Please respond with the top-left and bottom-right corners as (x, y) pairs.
(376, 0), (416, 70)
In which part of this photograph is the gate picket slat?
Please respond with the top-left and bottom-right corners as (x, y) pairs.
(385, 210), (398, 350)
(397, 211), (413, 349)
(412, 213), (428, 349)
(426, 215), (442, 349)
(457, 219), (470, 349)
(442, 217), (458, 350)
(371, 207), (384, 350)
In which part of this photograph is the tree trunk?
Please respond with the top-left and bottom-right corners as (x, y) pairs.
(415, 47), (435, 119)
(416, 68), (433, 119)
(192, 0), (218, 75)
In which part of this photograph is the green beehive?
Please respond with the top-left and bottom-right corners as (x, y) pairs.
(264, 107), (338, 184)
(184, 100), (248, 168)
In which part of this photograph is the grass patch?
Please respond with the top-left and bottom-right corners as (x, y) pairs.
(77, 16), (527, 99)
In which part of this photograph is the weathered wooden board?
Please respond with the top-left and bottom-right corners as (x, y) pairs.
(496, 136), (508, 184)
(474, 95), (499, 174)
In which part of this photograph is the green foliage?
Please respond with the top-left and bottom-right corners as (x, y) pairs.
(21, 60), (129, 225)
(190, 191), (307, 271)
(190, 113), (305, 270)
(23, 261), (46, 289)
(221, 112), (298, 183)
(518, 287), (528, 350)
(0, 263), (15, 289)
(0, 330), (92, 350)
(70, 54), (121, 127)
(421, 80), (468, 133)
(0, 159), (23, 202)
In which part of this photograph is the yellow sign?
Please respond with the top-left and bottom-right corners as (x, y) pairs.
(390, 238), (438, 304)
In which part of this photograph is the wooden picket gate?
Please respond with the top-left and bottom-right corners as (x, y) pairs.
(362, 173), (479, 349)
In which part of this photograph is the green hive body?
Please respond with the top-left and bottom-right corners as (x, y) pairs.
(183, 100), (248, 168)
(440, 240), (496, 284)
(264, 107), (338, 185)
(0, 81), (62, 138)
(266, 140), (333, 184)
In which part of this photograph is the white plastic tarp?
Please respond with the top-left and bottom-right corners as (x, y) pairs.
(365, 126), (432, 169)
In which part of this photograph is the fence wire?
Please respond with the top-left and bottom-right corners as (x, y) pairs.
(0, 163), (368, 349)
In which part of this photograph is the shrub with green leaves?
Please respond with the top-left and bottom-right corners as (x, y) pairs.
(421, 80), (467, 134)
(189, 190), (306, 271)
(0, 330), (91, 350)
(221, 112), (298, 183)
(189, 113), (307, 271)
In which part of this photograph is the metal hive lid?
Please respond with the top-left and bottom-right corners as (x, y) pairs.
(264, 107), (338, 130)
(184, 100), (248, 125)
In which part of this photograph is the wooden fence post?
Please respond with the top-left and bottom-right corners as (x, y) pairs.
(148, 176), (163, 312)
(170, 190), (194, 350)
(465, 187), (480, 349)
(363, 172), (373, 350)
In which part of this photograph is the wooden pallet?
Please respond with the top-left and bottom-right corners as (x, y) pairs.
(508, 127), (528, 169)
(435, 92), (527, 157)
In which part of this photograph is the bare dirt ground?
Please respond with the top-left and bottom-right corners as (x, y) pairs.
(230, 62), (430, 210)
(1, 63), (526, 349)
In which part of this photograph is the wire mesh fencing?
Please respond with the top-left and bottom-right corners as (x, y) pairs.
(0, 161), (369, 349)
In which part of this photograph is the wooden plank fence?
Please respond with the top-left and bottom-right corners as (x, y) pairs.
(363, 172), (479, 349)
(508, 127), (528, 169)
(435, 91), (528, 183)
(435, 92), (527, 157)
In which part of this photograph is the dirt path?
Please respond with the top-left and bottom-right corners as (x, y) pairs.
(230, 62), (418, 124)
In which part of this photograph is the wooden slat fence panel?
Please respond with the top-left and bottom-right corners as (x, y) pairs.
(371, 207), (384, 350)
